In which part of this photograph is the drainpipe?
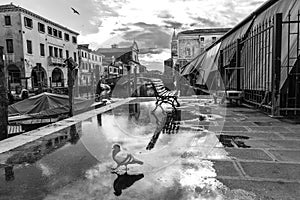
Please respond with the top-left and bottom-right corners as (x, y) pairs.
(0, 46), (8, 140)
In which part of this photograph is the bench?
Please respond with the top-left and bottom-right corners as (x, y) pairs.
(150, 79), (180, 109)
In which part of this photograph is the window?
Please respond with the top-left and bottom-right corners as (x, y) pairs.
(6, 39), (13, 53)
(58, 31), (62, 39)
(48, 26), (52, 35)
(54, 47), (58, 57)
(72, 36), (77, 44)
(64, 33), (69, 41)
(59, 49), (63, 58)
(40, 43), (45, 56)
(81, 51), (84, 57)
(73, 52), (77, 62)
(26, 40), (32, 54)
(49, 46), (53, 57)
(66, 50), (69, 58)
(212, 37), (216, 41)
(53, 29), (58, 37)
(85, 52), (87, 58)
(92, 55), (94, 61)
(4, 16), (11, 26)
(38, 22), (45, 33)
(24, 17), (33, 28)
(95, 56), (98, 61)
(200, 37), (204, 42)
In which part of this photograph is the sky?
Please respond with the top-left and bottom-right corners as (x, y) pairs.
(2, 0), (266, 71)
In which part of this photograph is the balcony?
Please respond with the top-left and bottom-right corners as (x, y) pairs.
(5, 54), (15, 64)
(48, 56), (65, 66)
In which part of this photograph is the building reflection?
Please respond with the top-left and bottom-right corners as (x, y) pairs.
(2, 123), (82, 181)
(5, 165), (14, 181)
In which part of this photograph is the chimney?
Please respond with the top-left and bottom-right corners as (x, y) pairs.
(111, 44), (118, 48)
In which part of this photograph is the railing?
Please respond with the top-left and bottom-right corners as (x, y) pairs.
(48, 56), (65, 66)
(5, 54), (15, 64)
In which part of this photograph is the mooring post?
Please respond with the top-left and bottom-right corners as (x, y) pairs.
(66, 57), (78, 117)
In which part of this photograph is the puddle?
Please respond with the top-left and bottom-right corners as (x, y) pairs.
(0, 101), (255, 199)
(217, 135), (251, 148)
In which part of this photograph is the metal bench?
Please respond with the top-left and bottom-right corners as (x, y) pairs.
(150, 79), (180, 109)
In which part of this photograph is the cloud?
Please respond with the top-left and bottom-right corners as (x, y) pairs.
(139, 48), (164, 55)
(163, 20), (183, 29)
(190, 16), (221, 27)
(113, 27), (131, 31)
(157, 10), (174, 19)
(133, 22), (159, 29)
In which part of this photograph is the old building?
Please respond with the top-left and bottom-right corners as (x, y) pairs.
(175, 28), (230, 68)
(78, 44), (103, 96)
(0, 3), (79, 92)
(96, 41), (141, 80)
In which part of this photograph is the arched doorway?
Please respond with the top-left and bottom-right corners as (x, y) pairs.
(51, 68), (64, 87)
(31, 65), (47, 89)
(7, 65), (21, 91)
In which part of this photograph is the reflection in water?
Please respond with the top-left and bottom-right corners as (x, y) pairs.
(5, 165), (14, 181)
(129, 103), (141, 121)
(97, 114), (102, 126)
(69, 125), (80, 144)
(146, 107), (181, 150)
(112, 171), (144, 196)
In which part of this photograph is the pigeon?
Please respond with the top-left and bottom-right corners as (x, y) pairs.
(71, 7), (80, 15)
(111, 144), (143, 172)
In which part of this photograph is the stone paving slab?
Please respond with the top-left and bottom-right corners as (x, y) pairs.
(211, 126), (249, 132)
(225, 148), (273, 161)
(248, 126), (293, 133)
(279, 132), (300, 139)
(244, 139), (300, 150)
(218, 178), (300, 200)
(217, 132), (283, 140)
(239, 161), (300, 180)
(269, 150), (300, 162)
(212, 160), (241, 177)
(216, 121), (257, 127)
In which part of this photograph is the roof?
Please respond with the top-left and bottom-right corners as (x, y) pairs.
(179, 28), (231, 35)
(96, 47), (132, 59)
(0, 4), (79, 35)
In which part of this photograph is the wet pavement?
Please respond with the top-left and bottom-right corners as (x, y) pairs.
(0, 96), (300, 200)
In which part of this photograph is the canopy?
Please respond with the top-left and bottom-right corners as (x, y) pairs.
(196, 43), (221, 85)
(8, 92), (94, 117)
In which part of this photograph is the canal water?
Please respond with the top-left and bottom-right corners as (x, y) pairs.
(0, 100), (255, 200)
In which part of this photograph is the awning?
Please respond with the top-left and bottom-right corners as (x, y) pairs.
(196, 42), (221, 85)
(220, 18), (254, 66)
(181, 53), (206, 75)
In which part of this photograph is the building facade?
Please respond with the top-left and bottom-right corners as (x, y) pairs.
(0, 3), (79, 92)
(78, 44), (103, 86)
(174, 28), (230, 68)
(96, 41), (141, 80)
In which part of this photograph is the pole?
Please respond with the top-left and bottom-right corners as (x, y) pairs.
(127, 65), (131, 97)
(66, 58), (78, 117)
(134, 65), (137, 96)
(0, 46), (8, 140)
(271, 13), (282, 117)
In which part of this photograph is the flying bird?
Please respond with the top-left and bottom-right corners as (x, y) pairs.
(71, 7), (80, 15)
(111, 144), (143, 172)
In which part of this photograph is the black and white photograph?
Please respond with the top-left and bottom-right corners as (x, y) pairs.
(0, 0), (300, 199)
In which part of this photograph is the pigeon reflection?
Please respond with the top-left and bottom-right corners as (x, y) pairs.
(112, 171), (144, 196)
